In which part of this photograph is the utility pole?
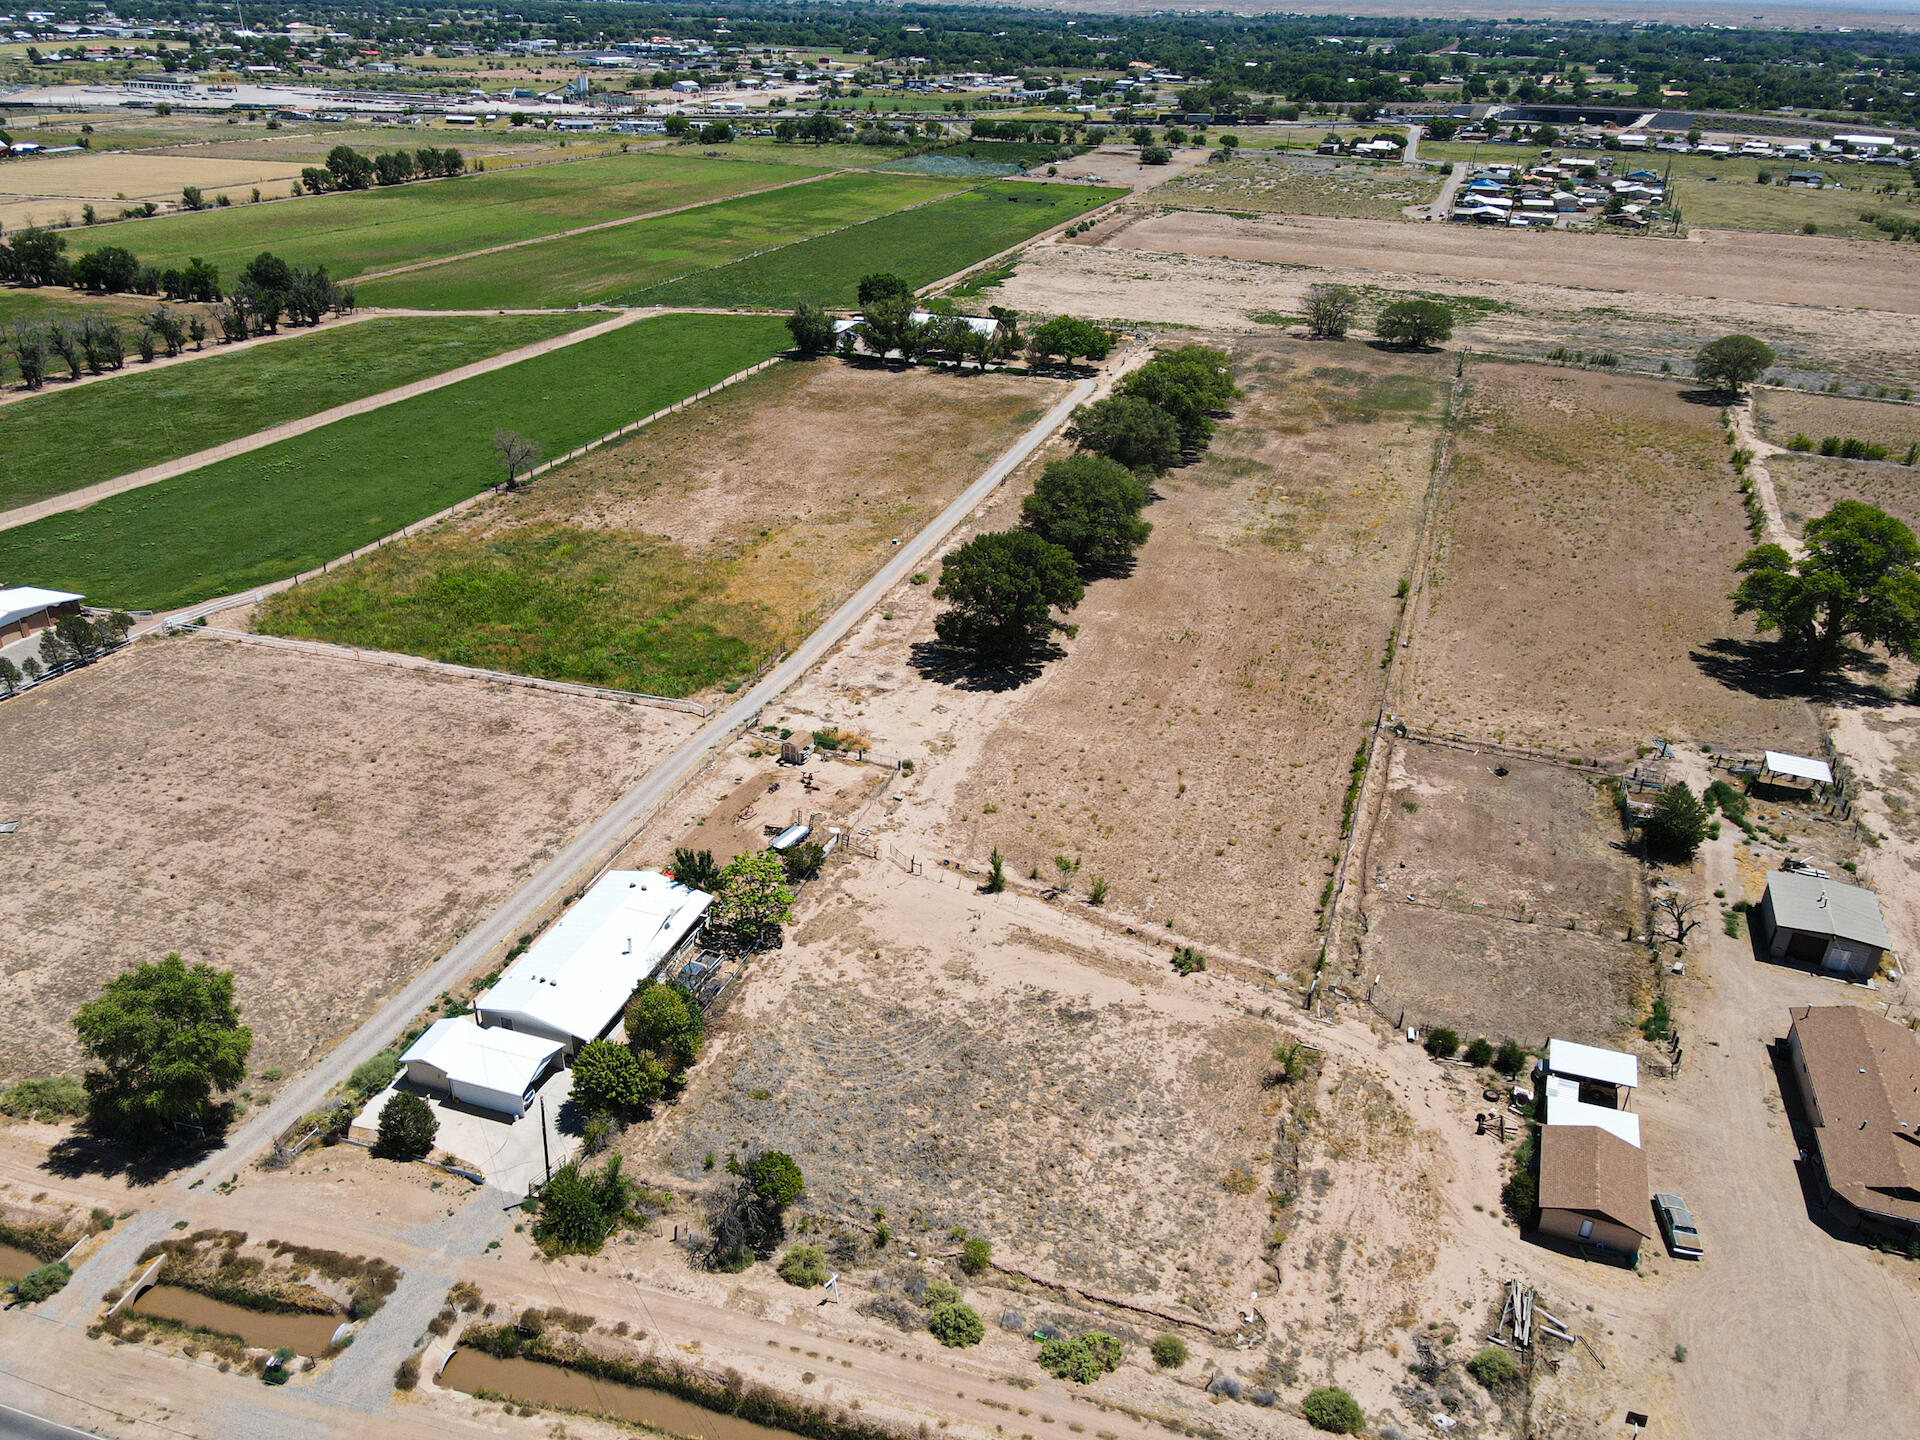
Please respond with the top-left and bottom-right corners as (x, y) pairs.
(539, 1096), (552, 1184)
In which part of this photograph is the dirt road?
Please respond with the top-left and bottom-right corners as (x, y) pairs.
(1640, 747), (1920, 1440)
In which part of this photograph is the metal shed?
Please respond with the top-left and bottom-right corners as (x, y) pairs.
(1758, 871), (1891, 980)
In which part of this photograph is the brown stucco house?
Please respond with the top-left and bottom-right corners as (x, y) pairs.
(1536, 1123), (1652, 1259)
(1787, 1005), (1920, 1240)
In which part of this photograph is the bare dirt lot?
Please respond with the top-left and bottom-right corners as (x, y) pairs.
(931, 336), (1448, 972)
(1154, 154), (1441, 220)
(1404, 362), (1823, 758)
(1771, 453), (1920, 538)
(984, 228), (1920, 388)
(1755, 388), (1920, 455)
(0, 635), (697, 1086)
(1103, 209), (1920, 317)
(1354, 744), (1646, 1045)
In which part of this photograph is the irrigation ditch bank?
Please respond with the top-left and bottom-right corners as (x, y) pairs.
(443, 1329), (913, 1440)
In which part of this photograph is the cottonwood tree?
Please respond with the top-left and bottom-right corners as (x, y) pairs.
(1118, 345), (1234, 451)
(709, 852), (794, 951)
(626, 981), (705, 1074)
(934, 530), (1084, 665)
(785, 301), (836, 354)
(1731, 501), (1920, 668)
(1025, 315), (1112, 366)
(1067, 395), (1182, 473)
(572, 1039), (664, 1116)
(1021, 453), (1151, 573)
(71, 953), (252, 1140)
(1693, 333), (1775, 395)
(1375, 299), (1453, 349)
(493, 429), (540, 489)
(1303, 283), (1360, 339)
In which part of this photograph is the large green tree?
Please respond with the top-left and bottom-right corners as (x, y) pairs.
(1374, 299), (1453, 349)
(1118, 345), (1235, 451)
(1642, 782), (1711, 861)
(1025, 315), (1112, 365)
(1067, 395), (1182, 473)
(934, 530), (1085, 665)
(709, 852), (795, 951)
(1693, 333), (1775, 394)
(786, 301), (836, 354)
(72, 953), (252, 1139)
(1730, 501), (1920, 667)
(1021, 453), (1152, 573)
(625, 981), (706, 1073)
(572, 1038), (664, 1115)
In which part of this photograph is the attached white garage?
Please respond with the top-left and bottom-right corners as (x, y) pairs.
(399, 1017), (564, 1118)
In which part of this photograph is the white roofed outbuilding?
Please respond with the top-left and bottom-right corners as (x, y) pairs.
(475, 870), (711, 1052)
(1545, 1076), (1643, 1147)
(1547, 1038), (1639, 1096)
(399, 1017), (563, 1117)
(1762, 750), (1833, 786)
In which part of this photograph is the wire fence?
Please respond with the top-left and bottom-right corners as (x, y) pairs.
(167, 622), (713, 716)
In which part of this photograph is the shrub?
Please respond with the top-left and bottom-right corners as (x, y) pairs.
(0, 1074), (87, 1121)
(1150, 1333), (1189, 1369)
(1301, 1386), (1365, 1433)
(928, 1302), (985, 1348)
(1374, 299), (1452, 349)
(1037, 1332), (1123, 1383)
(10, 1261), (71, 1304)
(746, 1150), (806, 1209)
(534, 1156), (636, 1255)
(572, 1039), (663, 1117)
(1463, 1038), (1495, 1067)
(262, 1346), (296, 1385)
(1493, 1040), (1528, 1077)
(1171, 945), (1207, 976)
(923, 1277), (962, 1308)
(1467, 1346), (1520, 1389)
(395, 1354), (423, 1390)
(777, 1244), (828, 1288)
(1502, 1135), (1539, 1224)
(1424, 1027), (1460, 1059)
(373, 1091), (437, 1160)
(960, 1237), (992, 1275)
(346, 1051), (399, 1100)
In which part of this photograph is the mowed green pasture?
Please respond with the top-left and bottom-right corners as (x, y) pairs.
(0, 313), (592, 511)
(632, 180), (1126, 308)
(356, 171), (963, 310)
(0, 313), (789, 611)
(66, 151), (829, 283)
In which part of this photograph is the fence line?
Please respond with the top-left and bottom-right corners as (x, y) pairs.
(168, 623), (714, 716)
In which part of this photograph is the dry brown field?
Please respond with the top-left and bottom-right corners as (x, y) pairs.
(1403, 362), (1823, 757)
(1352, 744), (1645, 1044)
(1755, 389), (1920, 454)
(1155, 154), (1440, 220)
(930, 336), (1447, 971)
(0, 635), (698, 1087)
(0, 152), (309, 230)
(983, 236), (1920, 390)
(1771, 452), (1920, 538)
(1101, 209), (1920, 316)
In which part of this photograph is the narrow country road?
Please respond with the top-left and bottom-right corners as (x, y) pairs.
(0, 308), (657, 534)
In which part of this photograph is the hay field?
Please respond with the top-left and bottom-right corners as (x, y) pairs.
(0, 152), (308, 231)
(0, 312), (788, 611)
(0, 635), (699, 1086)
(945, 337), (1448, 972)
(69, 150), (829, 283)
(256, 358), (1065, 697)
(1404, 362), (1823, 756)
(356, 171), (961, 310)
(1155, 154), (1440, 220)
(1755, 389), (1920, 455)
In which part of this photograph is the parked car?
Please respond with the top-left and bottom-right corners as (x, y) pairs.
(1653, 1192), (1703, 1258)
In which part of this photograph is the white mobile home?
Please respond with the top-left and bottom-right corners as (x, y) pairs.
(476, 870), (712, 1051)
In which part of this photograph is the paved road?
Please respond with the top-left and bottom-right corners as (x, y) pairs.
(169, 371), (1096, 1196)
(0, 309), (654, 534)
(0, 1403), (105, 1440)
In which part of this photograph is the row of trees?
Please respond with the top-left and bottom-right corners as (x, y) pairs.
(299, 143), (465, 195)
(0, 611), (133, 695)
(934, 344), (1237, 667)
(2, 228), (220, 302)
(1302, 284), (1456, 350)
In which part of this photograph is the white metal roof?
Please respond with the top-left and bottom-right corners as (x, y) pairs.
(476, 870), (711, 1045)
(401, 1017), (561, 1098)
(0, 586), (82, 630)
(1765, 870), (1892, 951)
(1763, 750), (1833, 785)
(1547, 1038), (1640, 1091)
(1546, 1083), (1642, 1148)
